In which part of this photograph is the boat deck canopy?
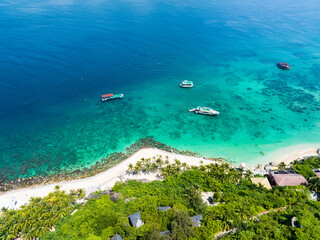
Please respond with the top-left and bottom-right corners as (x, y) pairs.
(182, 80), (193, 84)
(102, 93), (114, 98)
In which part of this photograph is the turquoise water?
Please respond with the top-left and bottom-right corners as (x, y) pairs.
(1, 0), (320, 180)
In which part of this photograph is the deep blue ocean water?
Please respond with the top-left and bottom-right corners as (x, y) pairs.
(1, 0), (320, 179)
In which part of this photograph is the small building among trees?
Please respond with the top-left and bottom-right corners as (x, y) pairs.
(251, 177), (272, 189)
(269, 170), (308, 186)
(128, 211), (144, 228)
(190, 214), (203, 227)
(111, 234), (123, 240)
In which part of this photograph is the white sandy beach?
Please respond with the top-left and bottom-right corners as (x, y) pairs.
(0, 148), (216, 210)
(262, 144), (319, 166)
(1, 145), (319, 211)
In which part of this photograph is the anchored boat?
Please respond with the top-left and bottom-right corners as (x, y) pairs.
(101, 93), (124, 102)
(189, 106), (219, 116)
(180, 80), (193, 88)
(277, 62), (291, 70)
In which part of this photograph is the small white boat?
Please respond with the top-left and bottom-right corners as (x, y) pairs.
(180, 80), (193, 88)
(189, 106), (219, 116)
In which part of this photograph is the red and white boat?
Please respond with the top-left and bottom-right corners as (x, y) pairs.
(101, 93), (124, 102)
(277, 62), (291, 70)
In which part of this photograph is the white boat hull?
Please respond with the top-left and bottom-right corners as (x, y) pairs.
(189, 107), (219, 116)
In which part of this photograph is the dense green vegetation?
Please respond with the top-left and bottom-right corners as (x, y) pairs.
(221, 201), (320, 240)
(0, 186), (85, 240)
(293, 156), (320, 180)
(292, 156), (320, 194)
(1, 156), (319, 240)
(41, 161), (310, 240)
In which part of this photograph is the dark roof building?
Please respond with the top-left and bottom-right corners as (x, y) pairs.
(111, 234), (123, 240)
(157, 206), (171, 211)
(190, 214), (203, 227)
(128, 211), (144, 228)
(269, 170), (308, 186)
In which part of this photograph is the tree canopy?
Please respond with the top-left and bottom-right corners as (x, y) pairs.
(1, 157), (319, 240)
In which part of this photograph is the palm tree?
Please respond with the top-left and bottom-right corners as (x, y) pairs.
(244, 170), (253, 179)
(200, 165), (206, 171)
(278, 162), (286, 170)
(151, 163), (158, 172)
(76, 189), (86, 199)
(182, 162), (187, 170)
(156, 158), (164, 168)
(10, 220), (21, 236)
(134, 166), (140, 174)
(161, 165), (174, 178)
(0, 187), (82, 240)
(174, 159), (181, 166)
(35, 223), (49, 237)
(1, 207), (8, 213)
(145, 163), (151, 173)
(21, 230), (35, 240)
(219, 215), (232, 231)
(44, 218), (56, 229)
(128, 163), (134, 173)
(55, 207), (68, 219)
(69, 189), (76, 197)
(145, 158), (151, 164)
(1, 230), (16, 240)
(29, 197), (41, 205)
(136, 161), (143, 173)
(309, 177), (320, 193)
(191, 166), (198, 170)
(235, 205), (248, 221)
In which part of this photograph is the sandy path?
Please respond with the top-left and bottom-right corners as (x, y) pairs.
(0, 148), (215, 210)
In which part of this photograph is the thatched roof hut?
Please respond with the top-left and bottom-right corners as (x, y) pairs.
(269, 170), (307, 186)
(251, 177), (272, 190)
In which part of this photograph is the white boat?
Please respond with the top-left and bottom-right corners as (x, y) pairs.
(189, 106), (219, 116)
(180, 80), (193, 88)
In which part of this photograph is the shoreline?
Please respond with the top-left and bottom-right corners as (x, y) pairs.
(1, 143), (319, 210)
(260, 143), (320, 166)
(1, 137), (223, 193)
(0, 148), (219, 210)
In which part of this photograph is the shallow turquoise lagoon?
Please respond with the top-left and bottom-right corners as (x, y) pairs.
(0, 0), (320, 180)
